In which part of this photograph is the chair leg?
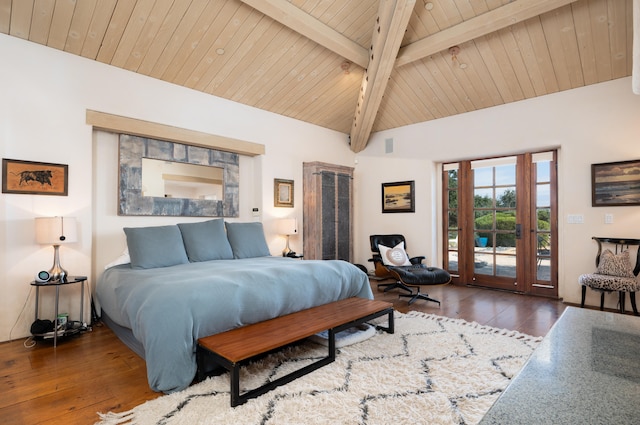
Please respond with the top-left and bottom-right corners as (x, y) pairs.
(619, 291), (626, 314)
(377, 281), (413, 294)
(600, 292), (605, 311)
(630, 292), (639, 316)
(398, 285), (441, 306)
(581, 286), (586, 308)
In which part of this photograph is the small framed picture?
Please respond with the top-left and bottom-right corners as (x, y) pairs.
(382, 180), (415, 213)
(274, 178), (294, 207)
(592, 159), (640, 206)
(2, 158), (68, 196)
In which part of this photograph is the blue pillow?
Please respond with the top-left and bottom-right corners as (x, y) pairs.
(178, 219), (233, 262)
(123, 225), (189, 269)
(225, 222), (271, 259)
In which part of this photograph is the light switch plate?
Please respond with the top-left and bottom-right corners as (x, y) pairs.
(567, 214), (584, 224)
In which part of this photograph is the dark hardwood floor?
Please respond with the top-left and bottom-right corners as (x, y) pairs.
(373, 280), (568, 338)
(0, 282), (568, 424)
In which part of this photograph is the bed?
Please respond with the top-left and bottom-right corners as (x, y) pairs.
(96, 220), (373, 393)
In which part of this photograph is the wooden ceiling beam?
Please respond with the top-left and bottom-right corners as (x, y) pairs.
(396, 0), (579, 67)
(238, 0), (369, 68)
(349, 0), (416, 153)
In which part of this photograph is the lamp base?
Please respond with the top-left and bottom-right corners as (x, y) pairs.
(49, 245), (68, 282)
(48, 267), (67, 283)
(282, 236), (293, 257)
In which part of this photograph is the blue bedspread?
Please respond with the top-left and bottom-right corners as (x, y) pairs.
(96, 257), (373, 393)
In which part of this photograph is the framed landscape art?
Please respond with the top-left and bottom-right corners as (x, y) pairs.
(591, 159), (640, 206)
(382, 180), (415, 213)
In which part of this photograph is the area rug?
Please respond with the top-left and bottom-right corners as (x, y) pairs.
(96, 312), (541, 425)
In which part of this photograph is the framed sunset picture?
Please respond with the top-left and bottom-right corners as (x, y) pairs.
(591, 159), (640, 206)
(381, 180), (415, 213)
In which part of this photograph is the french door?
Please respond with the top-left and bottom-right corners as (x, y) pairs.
(443, 151), (558, 297)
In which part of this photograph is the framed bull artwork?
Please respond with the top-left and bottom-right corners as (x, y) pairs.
(2, 159), (68, 196)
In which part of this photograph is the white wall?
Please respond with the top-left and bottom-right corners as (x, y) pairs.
(353, 77), (640, 309)
(0, 34), (356, 342)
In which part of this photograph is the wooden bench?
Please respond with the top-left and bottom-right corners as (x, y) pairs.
(196, 297), (394, 407)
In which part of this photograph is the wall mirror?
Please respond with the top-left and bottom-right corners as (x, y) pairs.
(119, 134), (239, 216)
(141, 158), (224, 200)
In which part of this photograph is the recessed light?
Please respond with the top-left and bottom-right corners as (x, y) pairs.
(216, 48), (225, 55)
(459, 63), (468, 69)
(425, 2), (434, 11)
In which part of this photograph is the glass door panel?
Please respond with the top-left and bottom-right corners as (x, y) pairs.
(533, 156), (554, 287)
(471, 159), (517, 288)
(445, 167), (459, 274)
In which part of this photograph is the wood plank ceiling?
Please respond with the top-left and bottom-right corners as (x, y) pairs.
(0, 0), (633, 152)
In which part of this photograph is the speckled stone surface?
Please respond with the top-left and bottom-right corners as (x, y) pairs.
(480, 306), (640, 424)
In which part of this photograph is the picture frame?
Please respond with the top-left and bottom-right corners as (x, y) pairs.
(274, 178), (294, 207)
(591, 159), (640, 206)
(2, 158), (68, 196)
(382, 180), (415, 213)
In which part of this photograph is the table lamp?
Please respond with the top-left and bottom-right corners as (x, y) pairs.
(35, 217), (77, 282)
(276, 218), (297, 256)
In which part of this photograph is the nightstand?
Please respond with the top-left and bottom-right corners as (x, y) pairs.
(31, 276), (87, 347)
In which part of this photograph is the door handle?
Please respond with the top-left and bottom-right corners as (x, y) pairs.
(515, 224), (522, 239)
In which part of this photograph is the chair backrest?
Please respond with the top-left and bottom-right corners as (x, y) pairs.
(593, 237), (640, 277)
(370, 234), (407, 253)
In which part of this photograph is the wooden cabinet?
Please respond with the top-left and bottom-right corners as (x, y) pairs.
(303, 162), (354, 262)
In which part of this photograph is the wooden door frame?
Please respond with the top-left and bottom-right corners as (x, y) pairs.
(527, 151), (559, 297)
(442, 151), (558, 297)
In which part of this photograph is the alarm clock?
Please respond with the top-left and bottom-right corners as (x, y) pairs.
(35, 270), (51, 283)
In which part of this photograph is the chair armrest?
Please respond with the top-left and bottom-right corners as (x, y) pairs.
(409, 256), (425, 265)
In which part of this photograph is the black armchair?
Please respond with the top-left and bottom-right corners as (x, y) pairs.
(369, 234), (451, 305)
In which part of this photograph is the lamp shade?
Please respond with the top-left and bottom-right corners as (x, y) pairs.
(36, 217), (78, 245)
(276, 218), (297, 236)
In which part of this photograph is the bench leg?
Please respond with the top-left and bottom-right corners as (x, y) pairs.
(195, 345), (213, 382)
(376, 308), (394, 334)
(580, 285), (586, 308)
(229, 340), (335, 407)
(619, 291), (626, 314)
(230, 365), (241, 407)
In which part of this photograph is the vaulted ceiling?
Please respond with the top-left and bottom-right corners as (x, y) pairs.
(0, 0), (633, 152)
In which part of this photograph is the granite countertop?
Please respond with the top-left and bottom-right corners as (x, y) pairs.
(480, 306), (640, 424)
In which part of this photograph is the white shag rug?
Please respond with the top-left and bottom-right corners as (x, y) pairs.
(96, 312), (541, 425)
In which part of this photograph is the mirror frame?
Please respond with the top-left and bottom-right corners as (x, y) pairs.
(118, 134), (239, 217)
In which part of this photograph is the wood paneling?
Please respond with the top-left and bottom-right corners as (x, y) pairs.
(0, 0), (633, 150)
